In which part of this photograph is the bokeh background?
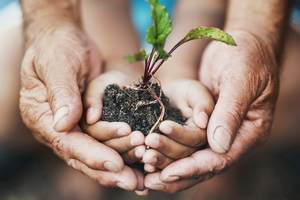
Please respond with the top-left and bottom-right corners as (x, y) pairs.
(1, 0), (300, 199)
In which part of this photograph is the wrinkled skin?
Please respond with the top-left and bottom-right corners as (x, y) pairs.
(19, 24), (144, 191)
(144, 31), (280, 194)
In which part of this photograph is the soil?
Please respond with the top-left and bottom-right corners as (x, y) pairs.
(101, 83), (187, 135)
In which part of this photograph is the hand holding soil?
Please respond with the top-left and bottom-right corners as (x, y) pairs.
(81, 70), (147, 165)
(143, 79), (215, 171)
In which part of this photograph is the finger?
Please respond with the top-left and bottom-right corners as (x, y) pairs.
(20, 94), (125, 172)
(153, 124), (258, 191)
(135, 188), (150, 196)
(144, 171), (212, 194)
(143, 149), (175, 170)
(185, 81), (214, 129)
(83, 76), (105, 124)
(69, 160), (139, 191)
(159, 120), (207, 147)
(122, 145), (146, 164)
(164, 79), (214, 127)
(103, 131), (145, 154)
(144, 151), (226, 193)
(47, 72), (85, 133)
(81, 120), (131, 141)
(207, 78), (252, 153)
(83, 71), (135, 124)
(41, 54), (90, 132)
(132, 168), (148, 193)
(144, 163), (158, 173)
(55, 130), (125, 172)
(145, 133), (197, 159)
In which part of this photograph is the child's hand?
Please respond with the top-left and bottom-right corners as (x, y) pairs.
(81, 70), (146, 164)
(143, 78), (214, 172)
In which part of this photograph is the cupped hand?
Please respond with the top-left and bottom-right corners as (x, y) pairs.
(201, 31), (279, 154)
(143, 31), (280, 193)
(20, 24), (143, 191)
(81, 69), (146, 165)
(21, 24), (101, 133)
(143, 78), (214, 172)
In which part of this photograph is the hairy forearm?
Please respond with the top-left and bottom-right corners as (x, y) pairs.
(20, 0), (81, 45)
(157, 0), (227, 84)
(225, 0), (292, 59)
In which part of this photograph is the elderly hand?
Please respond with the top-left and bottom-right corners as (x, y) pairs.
(19, 24), (144, 191)
(144, 31), (280, 193)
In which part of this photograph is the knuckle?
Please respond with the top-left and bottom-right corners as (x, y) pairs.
(219, 101), (245, 127)
(49, 84), (81, 110)
(52, 134), (68, 158)
(19, 90), (51, 131)
(85, 157), (102, 169)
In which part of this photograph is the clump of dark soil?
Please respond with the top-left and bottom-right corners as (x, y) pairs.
(101, 83), (187, 135)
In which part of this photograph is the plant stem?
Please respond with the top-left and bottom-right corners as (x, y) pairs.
(144, 47), (155, 83)
(148, 40), (185, 77)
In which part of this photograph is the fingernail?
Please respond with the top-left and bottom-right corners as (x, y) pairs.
(135, 189), (149, 196)
(116, 182), (131, 190)
(147, 137), (159, 148)
(53, 106), (69, 127)
(148, 183), (166, 191)
(213, 126), (232, 153)
(117, 127), (129, 136)
(163, 175), (180, 182)
(103, 161), (121, 172)
(135, 147), (145, 159)
(197, 111), (209, 129)
(144, 164), (156, 173)
(130, 136), (140, 146)
(161, 122), (172, 134)
(86, 107), (95, 124)
(149, 157), (157, 165)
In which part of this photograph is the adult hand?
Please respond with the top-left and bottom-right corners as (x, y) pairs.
(143, 78), (214, 172)
(19, 24), (143, 191)
(144, 31), (280, 193)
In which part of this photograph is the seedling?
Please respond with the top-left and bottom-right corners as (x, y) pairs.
(123, 0), (236, 134)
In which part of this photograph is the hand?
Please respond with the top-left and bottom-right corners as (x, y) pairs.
(143, 78), (214, 172)
(81, 70), (146, 164)
(19, 24), (143, 191)
(143, 31), (280, 193)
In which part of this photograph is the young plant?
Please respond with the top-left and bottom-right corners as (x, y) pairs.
(125, 0), (236, 84)
(124, 0), (236, 135)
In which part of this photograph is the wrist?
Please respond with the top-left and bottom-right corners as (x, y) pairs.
(224, 26), (281, 59)
(224, 0), (292, 59)
(20, 0), (81, 45)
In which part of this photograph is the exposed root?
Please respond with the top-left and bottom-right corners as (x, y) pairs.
(144, 82), (165, 135)
(134, 99), (158, 111)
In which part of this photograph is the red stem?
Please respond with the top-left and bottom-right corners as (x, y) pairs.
(149, 40), (185, 76)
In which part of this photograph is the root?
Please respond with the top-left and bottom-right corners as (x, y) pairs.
(144, 82), (165, 135)
(134, 99), (158, 111)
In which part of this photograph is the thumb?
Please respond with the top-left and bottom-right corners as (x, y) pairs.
(207, 84), (252, 153)
(46, 70), (83, 132)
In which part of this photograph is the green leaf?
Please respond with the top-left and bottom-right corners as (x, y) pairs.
(182, 27), (237, 46)
(124, 49), (148, 62)
(146, 0), (172, 54)
(154, 45), (170, 60)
